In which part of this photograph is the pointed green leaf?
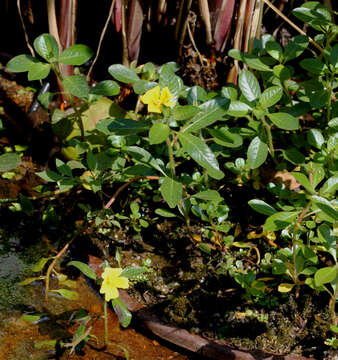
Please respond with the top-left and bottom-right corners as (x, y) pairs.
(193, 190), (222, 202)
(149, 123), (170, 144)
(133, 80), (157, 95)
(63, 75), (89, 99)
(155, 208), (177, 218)
(227, 101), (252, 117)
(59, 44), (93, 65)
(259, 86), (283, 108)
(263, 211), (299, 231)
(121, 266), (146, 278)
(300, 58), (327, 75)
(278, 283), (295, 292)
(126, 146), (165, 175)
(284, 35), (309, 61)
(111, 297), (132, 327)
(330, 44), (338, 68)
(318, 224), (336, 261)
(182, 98), (229, 133)
(172, 105), (200, 121)
(96, 118), (150, 136)
(6, 54), (39, 72)
(90, 80), (120, 96)
(307, 129), (324, 149)
(108, 64), (140, 83)
(291, 172), (315, 194)
(239, 70), (261, 102)
(178, 133), (224, 179)
(247, 136), (268, 169)
(159, 177), (182, 208)
(248, 199), (277, 216)
(158, 64), (183, 98)
(208, 128), (243, 148)
(315, 266), (337, 286)
(311, 195), (338, 223)
(32, 257), (53, 272)
(267, 112), (299, 130)
(320, 175), (338, 196)
(51, 289), (79, 300)
(266, 41), (283, 61)
(67, 261), (98, 280)
(33, 34), (59, 62)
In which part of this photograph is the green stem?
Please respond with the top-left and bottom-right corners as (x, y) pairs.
(104, 300), (108, 347)
(262, 117), (276, 163)
(52, 64), (85, 141)
(166, 136), (176, 177)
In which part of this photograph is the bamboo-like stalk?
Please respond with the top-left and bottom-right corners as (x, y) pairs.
(198, 0), (213, 46)
(121, 0), (129, 66)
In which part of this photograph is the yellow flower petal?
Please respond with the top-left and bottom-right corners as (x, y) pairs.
(140, 86), (160, 105)
(99, 267), (129, 302)
(147, 103), (162, 113)
(160, 87), (176, 107)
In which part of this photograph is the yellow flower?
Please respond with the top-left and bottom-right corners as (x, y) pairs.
(99, 267), (129, 301)
(140, 85), (176, 113)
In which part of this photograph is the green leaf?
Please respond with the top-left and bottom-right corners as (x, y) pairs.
(283, 148), (305, 165)
(67, 261), (98, 280)
(247, 136), (268, 169)
(208, 128), (243, 148)
(273, 64), (291, 82)
(300, 58), (327, 75)
(19, 277), (43, 286)
(33, 34), (59, 62)
(314, 266), (337, 286)
(178, 133), (224, 179)
(90, 80), (120, 96)
(126, 146), (165, 175)
(63, 75), (89, 99)
(108, 64), (140, 83)
(320, 175), (338, 196)
(330, 44), (338, 68)
(132, 80), (157, 95)
(278, 283), (295, 292)
(242, 53), (272, 71)
(284, 35), (309, 61)
(59, 44), (93, 65)
(292, 3), (332, 31)
(111, 298), (132, 328)
(36, 169), (63, 182)
(160, 177), (182, 208)
(193, 190), (222, 202)
(267, 112), (299, 130)
(155, 208), (177, 218)
(21, 314), (42, 323)
(239, 70), (261, 102)
(182, 98), (229, 133)
(32, 257), (52, 272)
(96, 118), (150, 136)
(227, 101), (252, 117)
(149, 123), (170, 144)
(248, 199), (277, 216)
(328, 117), (338, 129)
(311, 195), (338, 223)
(121, 266), (146, 278)
(34, 340), (57, 349)
(51, 289), (79, 300)
(291, 172), (315, 194)
(158, 64), (183, 98)
(266, 41), (283, 61)
(318, 224), (336, 260)
(307, 129), (324, 149)
(263, 211), (299, 231)
(0, 153), (21, 172)
(259, 86), (283, 108)
(221, 86), (237, 101)
(6, 54), (38, 72)
(28, 62), (51, 81)
(172, 105), (200, 121)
